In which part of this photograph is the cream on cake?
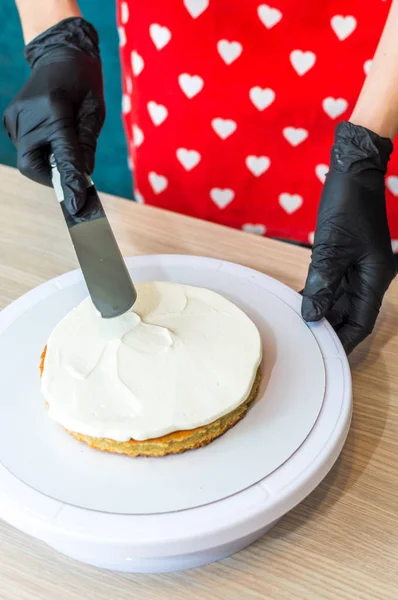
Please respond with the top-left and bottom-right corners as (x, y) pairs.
(42, 281), (262, 450)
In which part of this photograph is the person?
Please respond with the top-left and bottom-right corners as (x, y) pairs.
(4, 0), (397, 354)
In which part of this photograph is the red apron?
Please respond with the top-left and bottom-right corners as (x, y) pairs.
(117, 0), (398, 248)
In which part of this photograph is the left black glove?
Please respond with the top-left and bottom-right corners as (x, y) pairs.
(302, 121), (396, 354)
(3, 17), (105, 214)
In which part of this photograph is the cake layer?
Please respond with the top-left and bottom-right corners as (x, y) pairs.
(41, 281), (262, 441)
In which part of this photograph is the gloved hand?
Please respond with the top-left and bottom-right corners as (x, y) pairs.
(3, 17), (105, 214)
(302, 121), (396, 354)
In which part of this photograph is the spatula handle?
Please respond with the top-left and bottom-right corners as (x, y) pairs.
(49, 154), (93, 203)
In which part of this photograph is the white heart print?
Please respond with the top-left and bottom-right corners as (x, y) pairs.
(387, 176), (398, 196)
(149, 24), (171, 50)
(148, 172), (168, 194)
(279, 193), (303, 215)
(134, 190), (145, 204)
(217, 40), (243, 65)
(147, 101), (168, 126)
(122, 94), (131, 114)
(308, 232), (315, 245)
(133, 124), (144, 147)
(322, 97), (348, 119)
(176, 148), (201, 171)
(283, 127), (308, 146)
(211, 118), (237, 139)
(391, 240), (398, 254)
(364, 60), (372, 75)
(210, 188), (235, 209)
(178, 74), (204, 98)
(331, 15), (357, 41)
(183, 0), (209, 19)
(131, 51), (144, 76)
(257, 4), (282, 29)
(290, 50), (316, 76)
(118, 27), (126, 47)
(245, 156), (270, 177)
(242, 223), (267, 235)
(249, 87), (275, 111)
(120, 2), (129, 24)
(315, 164), (329, 183)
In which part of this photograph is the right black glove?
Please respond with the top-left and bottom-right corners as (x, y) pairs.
(3, 17), (105, 214)
(302, 121), (396, 354)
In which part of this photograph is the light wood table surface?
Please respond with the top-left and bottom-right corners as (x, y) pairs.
(0, 165), (397, 600)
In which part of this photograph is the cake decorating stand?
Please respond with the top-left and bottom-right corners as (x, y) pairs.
(0, 255), (351, 573)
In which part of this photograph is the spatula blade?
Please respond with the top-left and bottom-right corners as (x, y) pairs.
(51, 161), (137, 318)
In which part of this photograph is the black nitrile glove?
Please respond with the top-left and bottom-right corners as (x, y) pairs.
(3, 17), (105, 214)
(302, 121), (396, 354)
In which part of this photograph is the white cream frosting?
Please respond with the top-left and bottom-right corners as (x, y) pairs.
(42, 281), (262, 441)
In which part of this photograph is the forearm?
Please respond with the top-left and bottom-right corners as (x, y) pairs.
(16, 0), (81, 44)
(350, 0), (398, 140)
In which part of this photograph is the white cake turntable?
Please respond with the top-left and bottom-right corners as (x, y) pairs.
(0, 255), (351, 573)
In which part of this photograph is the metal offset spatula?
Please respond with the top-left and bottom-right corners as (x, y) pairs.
(50, 156), (137, 318)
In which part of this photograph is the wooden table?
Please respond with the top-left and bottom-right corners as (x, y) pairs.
(1, 165), (397, 600)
